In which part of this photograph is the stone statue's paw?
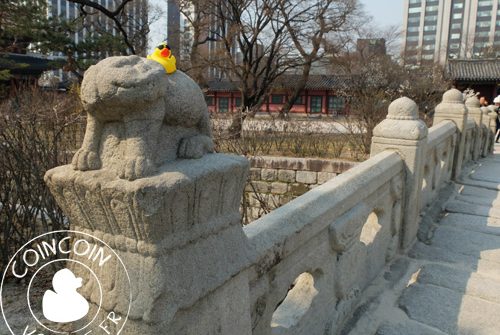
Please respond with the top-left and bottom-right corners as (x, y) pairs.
(178, 135), (215, 159)
(72, 149), (101, 171)
(120, 156), (156, 181)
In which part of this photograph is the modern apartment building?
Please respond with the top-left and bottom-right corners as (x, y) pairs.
(402, 0), (500, 64)
(48, 0), (148, 55)
(150, 0), (239, 80)
(41, 0), (147, 86)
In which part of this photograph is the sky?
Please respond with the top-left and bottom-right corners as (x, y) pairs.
(148, 0), (406, 54)
(360, 0), (404, 30)
(359, 0), (404, 54)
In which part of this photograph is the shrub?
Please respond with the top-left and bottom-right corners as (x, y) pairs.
(0, 86), (84, 275)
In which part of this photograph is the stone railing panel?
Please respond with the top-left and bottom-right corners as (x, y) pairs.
(244, 151), (404, 335)
(464, 118), (476, 164)
(421, 121), (457, 209)
(466, 96), (484, 161)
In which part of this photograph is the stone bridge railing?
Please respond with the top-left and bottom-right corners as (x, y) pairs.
(45, 74), (496, 335)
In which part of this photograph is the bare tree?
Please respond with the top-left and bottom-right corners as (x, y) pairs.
(175, 0), (219, 85)
(334, 52), (449, 154)
(278, 0), (359, 117)
(66, 0), (150, 55)
(207, 0), (308, 137)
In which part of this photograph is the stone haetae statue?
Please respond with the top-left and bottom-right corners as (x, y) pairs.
(72, 55), (214, 180)
(45, 55), (251, 334)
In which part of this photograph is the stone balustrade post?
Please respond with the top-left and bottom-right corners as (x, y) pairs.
(370, 97), (427, 251)
(488, 105), (498, 134)
(44, 56), (254, 335)
(481, 106), (492, 157)
(488, 106), (498, 152)
(465, 96), (483, 161)
(433, 89), (468, 179)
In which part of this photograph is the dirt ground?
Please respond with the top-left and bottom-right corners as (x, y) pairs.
(0, 271), (73, 334)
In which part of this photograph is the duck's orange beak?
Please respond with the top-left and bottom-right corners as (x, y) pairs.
(160, 48), (170, 58)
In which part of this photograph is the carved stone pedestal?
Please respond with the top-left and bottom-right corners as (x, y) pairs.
(45, 154), (253, 334)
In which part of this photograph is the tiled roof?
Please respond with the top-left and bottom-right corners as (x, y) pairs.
(0, 53), (60, 75)
(206, 74), (351, 92)
(446, 59), (500, 82)
(206, 79), (238, 92)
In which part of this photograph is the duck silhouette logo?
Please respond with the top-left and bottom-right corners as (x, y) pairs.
(42, 268), (89, 323)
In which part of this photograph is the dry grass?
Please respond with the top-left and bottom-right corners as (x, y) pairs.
(214, 132), (367, 161)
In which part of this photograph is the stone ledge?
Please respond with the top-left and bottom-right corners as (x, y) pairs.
(248, 156), (356, 173)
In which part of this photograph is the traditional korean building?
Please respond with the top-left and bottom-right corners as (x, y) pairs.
(446, 59), (500, 102)
(205, 74), (351, 117)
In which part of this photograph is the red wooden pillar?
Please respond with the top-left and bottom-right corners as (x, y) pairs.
(230, 91), (234, 113)
(324, 90), (328, 115)
(305, 90), (309, 114)
(215, 91), (218, 113)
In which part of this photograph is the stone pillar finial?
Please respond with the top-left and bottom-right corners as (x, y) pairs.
(370, 97), (427, 250)
(433, 88), (468, 179)
(465, 96), (483, 161)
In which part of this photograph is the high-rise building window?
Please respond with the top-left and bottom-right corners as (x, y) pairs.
(407, 36), (419, 42)
(409, 0), (421, 4)
(61, 1), (66, 18)
(451, 23), (462, 29)
(453, 3), (464, 9)
(69, 3), (76, 20)
(425, 15), (438, 22)
(408, 17), (420, 23)
(408, 26), (420, 32)
(453, 13), (463, 19)
(409, 7), (421, 14)
(426, 5), (439, 12)
(476, 21), (491, 28)
(478, 0), (493, 6)
(423, 35), (436, 41)
(50, 0), (58, 17)
(477, 10), (491, 17)
(424, 25), (437, 31)
(451, 33), (461, 39)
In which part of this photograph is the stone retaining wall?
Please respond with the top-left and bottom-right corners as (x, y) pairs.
(244, 156), (357, 222)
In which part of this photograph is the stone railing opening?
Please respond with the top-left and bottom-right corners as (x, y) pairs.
(271, 271), (321, 334)
(359, 211), (382, 246)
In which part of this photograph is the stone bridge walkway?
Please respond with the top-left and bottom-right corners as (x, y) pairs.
(347, 144), (500, 335)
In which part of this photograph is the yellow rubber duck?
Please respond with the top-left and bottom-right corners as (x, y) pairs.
(147, 42), (177, 74)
